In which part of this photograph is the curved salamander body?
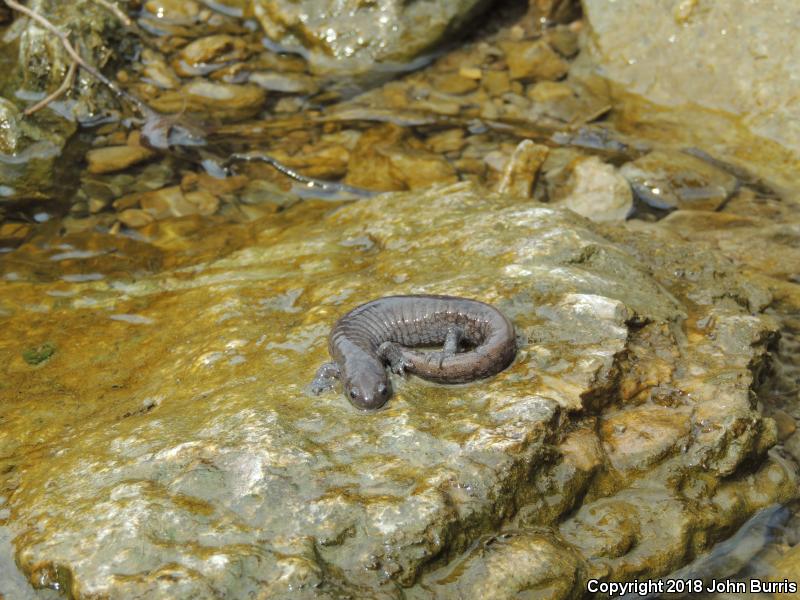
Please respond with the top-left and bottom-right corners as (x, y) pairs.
(311, 295), (516, 410)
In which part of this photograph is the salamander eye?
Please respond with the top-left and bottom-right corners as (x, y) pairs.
(377, 384), (387, 396)
(350, 389), (359, 400)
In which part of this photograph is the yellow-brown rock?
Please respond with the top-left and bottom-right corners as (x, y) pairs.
(85, 145), (156, 175)
(499, 39), (570, 81)
(497, 139), (550, 198)
(345, 124), (458, 191)
(117, 208), (155, 228)
(151, 81), (267, 120)
(175, 35), (250, 77)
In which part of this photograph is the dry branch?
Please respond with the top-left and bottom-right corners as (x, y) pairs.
(23, 59), (76, 115)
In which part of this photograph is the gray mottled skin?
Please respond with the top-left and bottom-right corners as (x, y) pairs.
(311, 295), (517, 410)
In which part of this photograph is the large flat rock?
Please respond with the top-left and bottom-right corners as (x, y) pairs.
(575, 0), (800, 196)
(0, 183), (794, 598)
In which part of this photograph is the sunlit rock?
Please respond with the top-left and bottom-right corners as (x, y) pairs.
(0, 183), (793, 598)
(550, 155), (633, 221)
(85, 145), (157, 175)
(251, 0), (495, 75)
(576, 0), (800, 194)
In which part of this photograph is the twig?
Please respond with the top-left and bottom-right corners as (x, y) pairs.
(4, 0), (151, 117)
(23, 59), (76, 115)
(225, 151), (377, 199)
(91, 0), (132, 27)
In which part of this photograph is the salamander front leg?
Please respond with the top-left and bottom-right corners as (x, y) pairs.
(311, 361), (340, 394)
(379, 341), (414, 375)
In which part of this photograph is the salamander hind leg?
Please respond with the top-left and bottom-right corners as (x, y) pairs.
(311, 361), (341, 394)
(378, 341), (414, 375)
(443, 325), (465, 355)
(433, 325), (467, 368)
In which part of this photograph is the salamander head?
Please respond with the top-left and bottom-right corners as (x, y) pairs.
(344, 367), (390, 410)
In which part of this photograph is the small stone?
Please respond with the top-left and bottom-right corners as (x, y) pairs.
(553, 156), (634, 222)
(483, 150), (509, 174)
(131, 163), (175, 193)
(141, 49), (180, 90)
(497, 140), (550, 198)
(546, 26), (580, 57)
(88, 197), (110, 214)
(184, 173), (249, 197)
(127, 131), (144, 147)
(527, 80), (575, 104)
(143, 0), (200, 21)
(482, 69), (511, 96)
(176, 35), (249, 77)
(499, 40), (570, 81)
(526, 81), (589, 123)
(106, 130), (127, 146)
(184, 190), (220, 216)
(273, 97), (304, 113)
(85, 145), (156, 175)
(0, 98), (23, 154)
(430, 71), (479, 95)
(151, 82), (267, 120)
(140, 186), (196, 219)
(344, 124), (457, 190)
(273, 143), (351, 179)
(620, 150), (739, 212)
(249, 72), (319, 94)
(118, 208), (155, 228)
(0, 222), (31, 244)
(509, 25), (525, 41)
(424, 129), (466, 154)
(113, 193), (141, 211)
(453, 157), (486, 176)
(459, 66), (482, 80)
(69, 199), (89, 217)
(772, 409), (796, 441)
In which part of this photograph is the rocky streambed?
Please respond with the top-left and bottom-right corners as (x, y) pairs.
(1, 0), (799, 599)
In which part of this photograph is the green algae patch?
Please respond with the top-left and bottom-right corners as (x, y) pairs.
(21, 342), (55, 365)
(0, 182), (793, 599)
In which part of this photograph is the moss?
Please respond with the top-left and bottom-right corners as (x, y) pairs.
(22, 342), (55, 365)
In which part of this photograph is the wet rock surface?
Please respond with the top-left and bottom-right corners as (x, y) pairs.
(620, 150), (738, 213)
(0, 0), (129, 204)
(577, 0), (800, 194)
(0, 183), (795, 599)
(251, 0), (495, 75)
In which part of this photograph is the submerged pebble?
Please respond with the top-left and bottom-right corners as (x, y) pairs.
(621, 150), (739, 212)
(551, 156), (634, 221)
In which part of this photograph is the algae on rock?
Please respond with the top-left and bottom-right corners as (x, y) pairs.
(0, 182), (792, 599)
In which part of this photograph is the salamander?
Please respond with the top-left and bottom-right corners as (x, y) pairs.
(311, 295), (516, 410)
